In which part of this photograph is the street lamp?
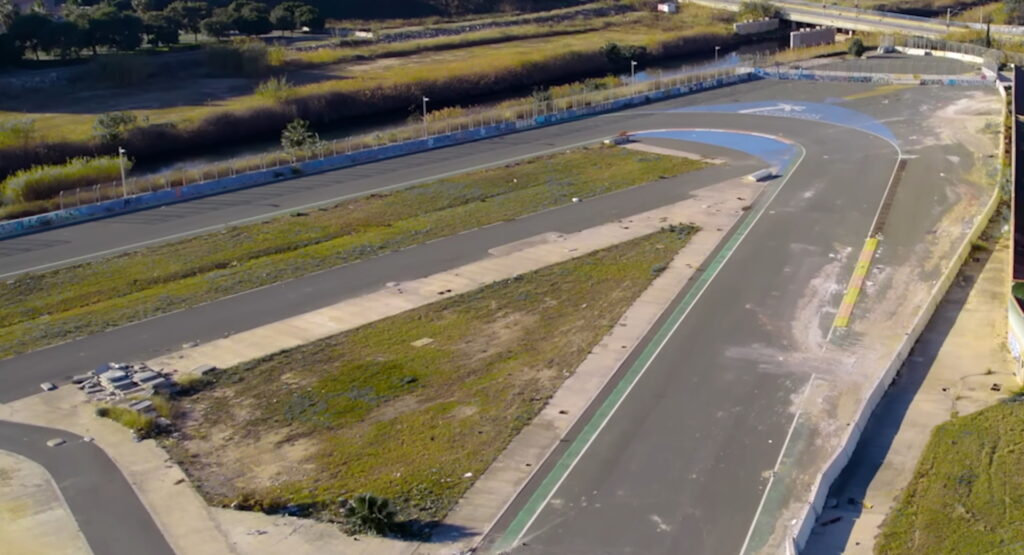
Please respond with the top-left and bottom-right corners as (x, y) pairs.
(715, 45), (721, 62)
(946, 7), (962, 28)
(630, 60), (637, 83)
(117, 146), (128, 198)
(422, 96), (429, 136)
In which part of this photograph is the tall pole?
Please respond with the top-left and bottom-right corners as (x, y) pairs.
(946, 8), (951, 28)
(421, 96), (429, 136)
(715, 45), (721, 62)
(118, 147), (127, 198)
(630, 60), (637, 83)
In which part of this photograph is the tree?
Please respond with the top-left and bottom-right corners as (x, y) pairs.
(132, 0), (156, 13)
(847, 36), (865, 58)
(93, 111), (138, 143)
(7, 11), (51, 60)
(43, 19), (82, 58)
(269, 4), (294, 34)
(600, 41), (647, 72)
(343, 494), (397, 536)
(0, 32), (21, 66)
(281, 118), (320, 152)
(0, 0), (18, 31)
(166, 1), (207, 42)
(143, 11), (180, 46)
(737, 0), (780, 21)
(199, 14), (231, 40)
(227, 0), (271, 36)
(294, 4), (322, 32)
(1005, 0), (1024, 25)
(72, 6), (144, 53)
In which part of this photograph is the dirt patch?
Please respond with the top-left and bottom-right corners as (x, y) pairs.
(165, 230), (691, 528)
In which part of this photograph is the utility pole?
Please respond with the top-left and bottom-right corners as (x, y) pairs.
(715, 45), (721, 62)
(118, 147), (128, 198)
(630, 60), (637, 83)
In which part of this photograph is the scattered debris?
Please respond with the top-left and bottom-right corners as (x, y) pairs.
(411, 338), (435, 348)
(77, 362), (176, 401)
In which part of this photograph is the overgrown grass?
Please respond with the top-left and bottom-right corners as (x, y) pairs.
(1, 156), (128, 203)
(96, 405), (157, 437)
(289, 16), (624, 67)
(877, 399), (1024, 553)
(0, 5), (734, 172)
(166, 227), (695, 527)
(0, 147), (705, 359)
(254, 76), (297, 102)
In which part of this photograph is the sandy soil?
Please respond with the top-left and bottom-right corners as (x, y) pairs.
(0, 450), (91, 555)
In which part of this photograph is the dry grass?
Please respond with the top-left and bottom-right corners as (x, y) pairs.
(165, 228), (695, 530)
(0, 147), (705, 358)
(877, 398), (1024, 553)
(0, 6), (733, 145)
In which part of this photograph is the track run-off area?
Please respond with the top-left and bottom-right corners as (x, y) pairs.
(0, 77), (1001, 554)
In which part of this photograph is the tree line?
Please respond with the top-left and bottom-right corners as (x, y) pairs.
(0, 0), (323, 65)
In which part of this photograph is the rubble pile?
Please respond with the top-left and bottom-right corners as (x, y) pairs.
(74, 362), (174, 400)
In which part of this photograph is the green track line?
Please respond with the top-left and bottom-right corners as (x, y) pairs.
(492, 147), (805, 553)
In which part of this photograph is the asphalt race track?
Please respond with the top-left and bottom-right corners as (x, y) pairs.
(0, 79), (991, 554)
(0, 421), (175, 555)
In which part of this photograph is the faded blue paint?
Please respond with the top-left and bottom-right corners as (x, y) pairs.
(632, 129), (800, 169)
(671, 100), (898, 142)
(0, 73), (756, 240)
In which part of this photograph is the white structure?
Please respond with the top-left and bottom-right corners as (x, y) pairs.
(657, 2), (678, 13)
(790, 26), (837, 49)
(734, 18), (780, 35)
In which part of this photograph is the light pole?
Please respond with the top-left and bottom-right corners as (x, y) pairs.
(715, 45), (721, 62)
(117, 146), (128, 198)
(630, 60), (637, 83)
(421, 96), (429, 136)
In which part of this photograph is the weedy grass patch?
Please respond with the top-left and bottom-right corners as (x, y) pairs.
(877, 399), (1024, 553)
(165, 227), (695, 530)
(0, 147), (705, 358)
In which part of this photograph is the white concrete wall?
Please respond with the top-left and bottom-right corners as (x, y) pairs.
(790, 26), (836, 49)
(734, 18), (780, 35)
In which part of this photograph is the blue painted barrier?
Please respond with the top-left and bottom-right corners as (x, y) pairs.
(0, 73), (754, 240)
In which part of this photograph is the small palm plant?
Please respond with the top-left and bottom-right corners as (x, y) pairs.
(343, 493), (398, 536)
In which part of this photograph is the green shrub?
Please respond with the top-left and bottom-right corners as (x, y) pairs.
(255, 76), (296, 102)
(97, 405), (157, 437)
(204, 38), (272, 76)
(1, 156), (128, 203)
(737, 0), (780, 20)
(848, 37), (866, 58)
(343, 494), (398, 535)
(93, 112), (140, 144)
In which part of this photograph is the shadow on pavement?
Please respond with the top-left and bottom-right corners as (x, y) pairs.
(806, 243), (995, 553)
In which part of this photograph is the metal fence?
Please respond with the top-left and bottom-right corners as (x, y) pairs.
(40, 37), (1003, 215)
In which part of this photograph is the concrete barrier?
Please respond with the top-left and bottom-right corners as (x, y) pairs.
(735, 18), (780, 35)
(787, 75), (1007, 551)
(789, 184), (999, 550)
(751, 66), (993, 86)
(0, 73), (754, 240)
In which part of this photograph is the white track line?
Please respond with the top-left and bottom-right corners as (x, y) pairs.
(1, 137), (603, 280)
(507, 143), (807, 549)
(738, 373), (816, 555)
